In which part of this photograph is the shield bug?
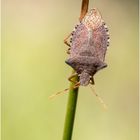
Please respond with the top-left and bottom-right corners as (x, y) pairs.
(64, 8), (110, 87)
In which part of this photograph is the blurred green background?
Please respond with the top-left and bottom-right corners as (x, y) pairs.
(2, 0), (139, 140)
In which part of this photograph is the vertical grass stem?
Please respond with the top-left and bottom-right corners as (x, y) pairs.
(62, 1), (89, 140)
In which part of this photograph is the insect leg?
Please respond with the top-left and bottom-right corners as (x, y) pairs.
(90, 77), (95, 85)
(49, 72), (78, 99)
(73, 82), (80, 89)
(64, 33), (71, 47)
(69, 73), (80, 89)
(49, 81), (80, 99)
(68, 73), (78, 84)
(64, 32), (74, 54)
(49, 74), (79, 99)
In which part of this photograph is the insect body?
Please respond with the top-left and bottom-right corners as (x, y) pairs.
(64, 8), (110, 86)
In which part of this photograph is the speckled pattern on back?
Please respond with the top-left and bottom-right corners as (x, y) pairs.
(70, 23), (89, 57)
(70, 18), (109, 62)
(66, 8), (110, 86)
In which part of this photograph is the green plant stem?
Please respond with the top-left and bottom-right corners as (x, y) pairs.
(62, 70), (79, 140)
(62, 1), (89, 140)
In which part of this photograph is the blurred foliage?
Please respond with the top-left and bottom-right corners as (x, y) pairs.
(2, 0), (138, 140)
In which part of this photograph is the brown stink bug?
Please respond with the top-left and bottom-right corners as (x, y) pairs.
(64, 8), (110, 87)
(49, 8), (109, 103)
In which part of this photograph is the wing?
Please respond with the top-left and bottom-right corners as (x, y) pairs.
(70, 23), (89, 57)
(82, 8), (103, 29)
(92, 23), (109, 62)
(82, 8), (110, 62)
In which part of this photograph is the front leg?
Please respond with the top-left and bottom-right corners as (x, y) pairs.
(68, 73), (78, 84)
(68, 73), (80, 89)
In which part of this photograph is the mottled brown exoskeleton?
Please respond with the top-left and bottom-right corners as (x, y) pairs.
(64, 8), (110, 87)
